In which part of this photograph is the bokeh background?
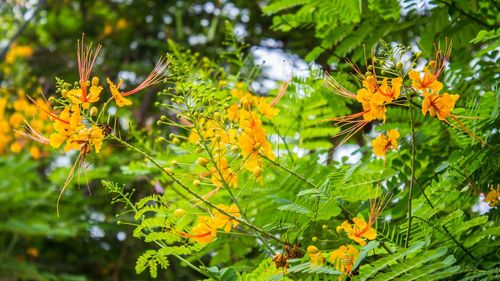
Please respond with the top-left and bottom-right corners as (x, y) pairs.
(0, 0), (498, 280)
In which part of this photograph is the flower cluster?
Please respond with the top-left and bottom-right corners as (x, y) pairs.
(21, 35), (168, 214)
(0, 89), (52, 159)
(323, 43), (483, 158)
(182, 81), (279, 194)
(26, 34), (168, 158)
(306, 193), (386, 278)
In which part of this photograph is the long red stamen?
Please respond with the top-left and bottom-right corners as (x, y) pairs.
(324, 72), (357, 99)
(15, 121), (50, 144)
(449, 115), (488, 146)
(122, 56), (170, 96)
(77, 33), (102, 101)
(27, 95), (70, 125)
(270, 81), (289, 106)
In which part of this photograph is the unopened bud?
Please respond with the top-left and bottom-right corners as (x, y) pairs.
(172, 137), (181, 145)
(61, 90), (68, 98)
(253, 167), (262, 178)
(312, 236), (318, 242)
(197, 157), (210, 167)
(174, 208), (186, 217)
(193, 179), (201, 187)
(164, 167), (174, 175)
(322, 225), (328, 230)
(154, 101), (161, 107)
(92, 76), (99, 86)
(253, 143), (261, 151)
(171, 160), (178, 167)
(307, 245), (319, 253)
(396, 62), (403, 70)
(415, 52), (422, 58)
(161, 115), (168, 121)
(89, 106), (98, 116)
(230, 145), (239, 153)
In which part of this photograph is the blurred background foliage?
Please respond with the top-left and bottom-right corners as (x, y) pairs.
(0, 0), (498, 280)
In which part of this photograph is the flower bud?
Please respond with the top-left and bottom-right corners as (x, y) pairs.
(92, 76), (99, 86)
(253, 167), (262, 178)
(174, 208), (186, 217)
(415, 51), (422, 58)
(171, 160), (178, 167)
(312, 236), (318, 242)
(396, 62), (403, 70)
(172, 138), (181, 145)
(197, 157), (210, 167)
(230, 145), (239, 153)
(193, 179), (201, 187)
(322, 225), (328, 230)
(164, 167), (174, 175)
(90, 106), (98, 116)
(307, 245), (319, 254)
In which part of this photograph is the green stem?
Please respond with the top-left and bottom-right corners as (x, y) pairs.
(405, 92), (416, 248)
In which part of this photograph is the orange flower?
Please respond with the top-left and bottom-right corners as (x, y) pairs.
(48, 105), (84, 151)
(484, 185), (499, 207)
(67, 77), (103, 109)
(238, 111), (275, 172)
(337, 216), (377, 246)
(372, 77), (403, 105)
(409, 47), (450, 94)
(371, 129), (399, 157)
(329, 245), (359, 274)
(409, 68), (443, 94)
(213, 204), (240, 232)
(181, 216), (217, 244)
(107, 78), (133, 107)
(256, 97), (279, 119)
(422, 92), (459, 120)
(210, 156), (238, 188)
